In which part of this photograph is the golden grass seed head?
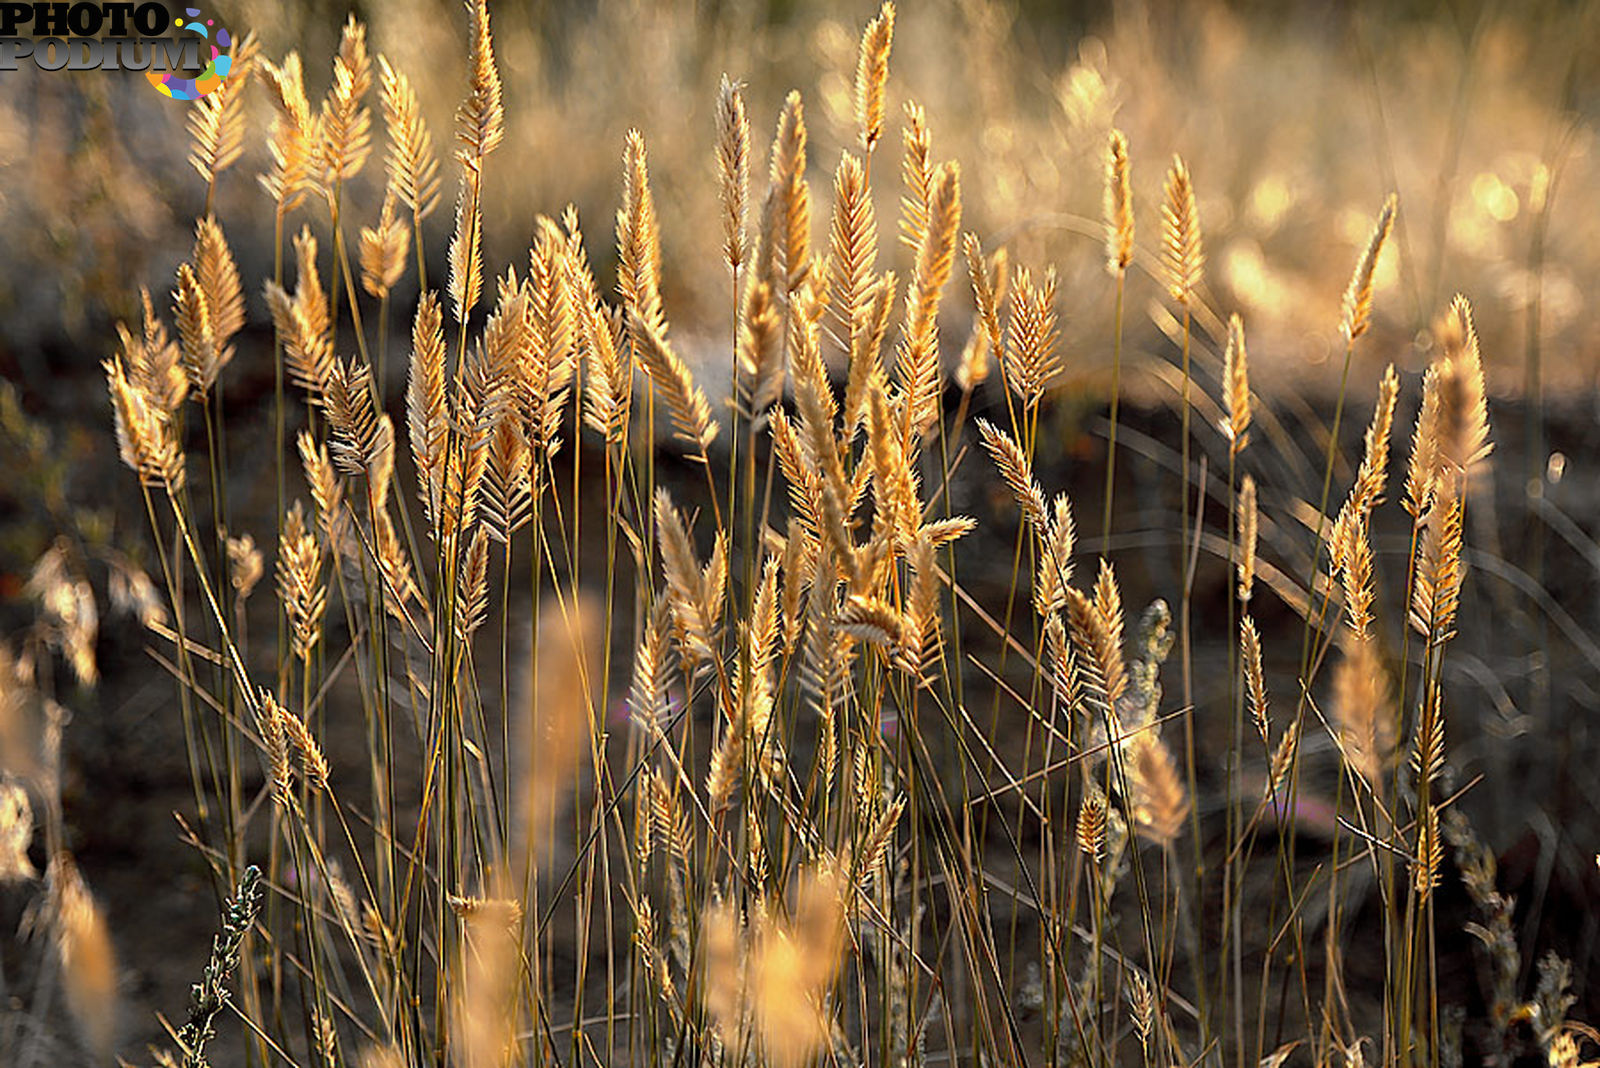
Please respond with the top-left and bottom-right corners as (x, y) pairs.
(226, 532), (263, 601)
(717, 75), (751, 272)
(1104, 128), (1134, 275)
(0, 777), (36, 883)
(1240, 615), (1268, 746)
(1160, 154), (1203, 304)
(49, 853), (117, 1060)
(456, 0), (504, 161)
(855, 2), (896, 154)
(1238, 473), (1258, 602)
(1222, 313), (1250, 451)
(1341, 193), (1397, 343)
(378, 56), (442, 221)
(359, 192), (411, 300)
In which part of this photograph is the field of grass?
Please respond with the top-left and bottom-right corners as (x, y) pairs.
(0, 2), (1598, 1066)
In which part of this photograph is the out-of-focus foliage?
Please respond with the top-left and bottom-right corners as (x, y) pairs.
(1, 0), (1598, 397)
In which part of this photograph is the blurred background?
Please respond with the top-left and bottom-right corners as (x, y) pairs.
(2, 0), (1600, 1061)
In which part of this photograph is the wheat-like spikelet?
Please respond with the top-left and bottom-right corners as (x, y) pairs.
(898, 161), (961, 437)
(977, 418), (1048, 531)
(829, 153), (878, 344)
(1237, 473), (1258, 601)
(1159, 155), (1203, 304)
(323, 358), (382, 476)
(1333, 635), (1392, 790)
(405, 292), (449, 534)
(1066, 581), (1126, 705)
(1221, 313), (1250, 452)
(581, 301), (631, 446)
(768, 92), (812, 292)
(480, 416), (531, 543)
(279, 706), (329, 792)
(258, 52), (318, 211)
(898, 101), (931, 252)
(1413, 803), (1442, 899)
(265, 227), (335, 399)
(1264, 718), (1300, 801)
(121, 288), (188, 417)
(715, 75), (751, 273)
(1033, 494), (1076, 620)
(174, 262), (224, 396)
(867, 383), (920, 547)
(1435, 295), (1493, 478)
(960, 234), (1003, 392)
(1125, 732), (1189, 846)
(1104, 128), (1134, 275)
(1077, 783), (1108, 861)
(106, 357), (184, 491)
(448, 177), (485, 325)
(49, 852), (117, 1059)
(1003, 263), (1059, 409)
(296, 430), (346, 553)
(843, 271), (895, 436)
(615, 131), (667, 344)
(1337, 502), (1377, 641)
(277, 500), (326, 662)
(318, 17), (373, 189)
(523, 222), (578, 458)
(654, 489), (724, 668)
(1341, 193), (1397, 343)
(187, 30), (257, 183)
(1241, 615), (1268, 746)
(360, 193), (411, 300)
(737, 278), (785, 417)
(192, 216), (245, 356)
(250, 689), (293, 806)
(632, 311), (718, 455)
(378, 56), (442, 221)
(855, 2), (896, 154)
(1404, 361), (1442, 519)
(1410, 680), (1446, 791)
(1409, 478), (1464, 644)
(456, 0), (504, 161)
(1352, 364), (1400, 514)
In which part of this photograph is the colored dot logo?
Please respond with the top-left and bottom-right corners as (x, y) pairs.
(147, 7), (231, 100)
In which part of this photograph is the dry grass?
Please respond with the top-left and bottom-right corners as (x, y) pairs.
(0, 3), (1593, 1067)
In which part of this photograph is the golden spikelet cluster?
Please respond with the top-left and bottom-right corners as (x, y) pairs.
(618, 130), (666, 337)
(106, 355), (184, 491)
(1221, 313), (1250, 452)
(717, 76), (751, 272)
(318, 16), (373, 190)
(1160, 155), (1203, 304)
(378, 56), (442, 222)
(187, 31), (258, 184)
(266, 227), (335, 399)
(1104, 128), (1134, 275)
(1340, 193), (1397, 343)
(359, 193), (411, 300)
(769, 91), (813, 293)
(897, 160), (961, 437)
(259, 52), (318, 211)
(854, 2), (895, 153)
(1237, 473), (1258, 602)
(1124, 728), (1190, 847)
(632, 312), (719, 456)
(456, 0), (504, 162)
(1004, 264), (1060, 409)
(277, 500), (327, 662)
(1241, 616), (1268, 746)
